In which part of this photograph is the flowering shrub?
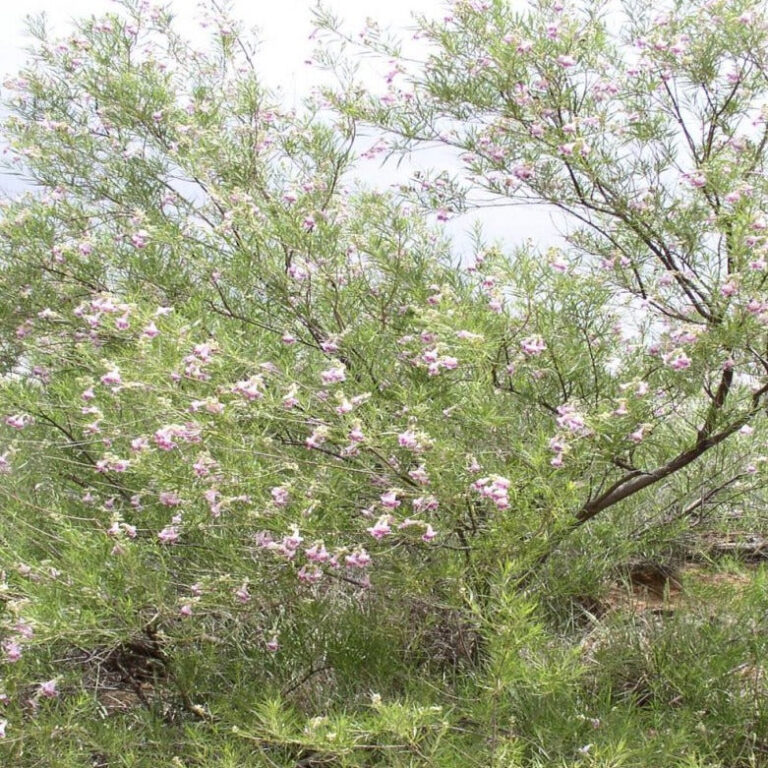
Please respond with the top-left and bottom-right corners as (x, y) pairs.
(317, 0), (768, 534)
(1, 0), (768, 765)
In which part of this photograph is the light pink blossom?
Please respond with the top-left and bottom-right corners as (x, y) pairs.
(367, 515), (392, 539)
(380, 490), (401, 509)
(320, 366), (346, 384)
(421, 524), (437, 542)
(39, 679), (58, 699)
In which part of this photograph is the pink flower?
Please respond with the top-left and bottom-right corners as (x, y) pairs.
(422, 348), (439, 364)
(158, 525), (180, 544)
(412, 495), (439, 512)
(408, 465), (430, 485)
(100, 368), (122, 387)
(398, 430), (419, 449)
(557, 54), (576, 68)
(192, 456), (216, 477)
(556, 405), (585, 432)
(305, 426), (329, 449)
(520, 337), (547, 356)
(380, 490), (401, 509)
(549, 437), (566, 454)
(234, 584), (251, 603)
(367, 515), (392, 539)
(5, 414), (31, 430)
(130, 229), (149, 248)
(320, 366), (346, 384)
(421, 525), (437, 543)
(266, 636), (279, 652)
(282, 384), (300, 408)
(12, 620), (33, 639)
(232, 376), (264, 400)
(472, 475), (511, 509)
(512, 163), (534, 180)
(142, 321), (160, 339)
(550, 257), (568, 272)
(179, 604), (192, 617)
(669, 351), (691, 371)
(298, 565), (323, 584)
(203, 488), (220, 516)
(39, 680), (58, 699)
(282, 527), (303, 551)
(345, 548), (371, 568)
(305, 542), (330, 562)
(336, 399), (353, 415)
(271, 486), (289, 507)
(628, 426), (645, 444)
(3, 640), (22, 662)
(684, 172), (706, 189)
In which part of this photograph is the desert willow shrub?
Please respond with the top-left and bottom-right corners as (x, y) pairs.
(315, 0), (768, 526)
(0, 0), (767, 754)
(0, 0), (557, 721)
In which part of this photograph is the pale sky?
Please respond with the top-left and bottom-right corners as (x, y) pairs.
(0, 0), (443, 92)
(0, 0), (559, 250)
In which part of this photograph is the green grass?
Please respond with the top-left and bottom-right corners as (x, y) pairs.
(2, 558), (767, 767)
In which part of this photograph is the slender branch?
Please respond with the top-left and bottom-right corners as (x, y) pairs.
(576, 418), (746, 524)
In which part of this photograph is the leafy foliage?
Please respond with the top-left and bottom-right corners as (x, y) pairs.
(1, 0), (768, 765)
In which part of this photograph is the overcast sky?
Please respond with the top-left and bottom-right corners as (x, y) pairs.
(0, 0), (559, 249)
(0, 0), (443, 92)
